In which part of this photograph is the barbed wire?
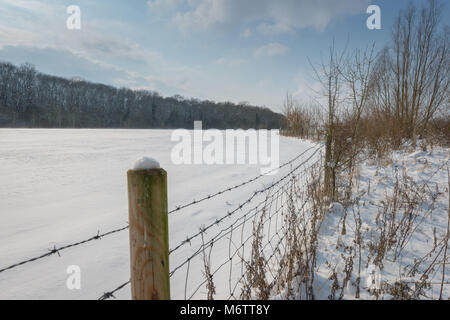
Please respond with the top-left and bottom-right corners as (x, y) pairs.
(1, 144), (324, 300)
(0, 225), (129, 274)
(172, 159), (324, 300)
(185, 182), (313, 300)
(168, 143), (321, 214)
(186, 201), (290, 300)
(168, 146), (322, 255)
(0, 145), (322, 278)
(97, 188), (291, 300)
(99, 151), (323, 300)
(98, 280), (131, 300)
(168, 161), (319, 277)
(169, 187), (287, 277)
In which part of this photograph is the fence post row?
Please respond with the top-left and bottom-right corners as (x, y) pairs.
(127, 168), (170, 300)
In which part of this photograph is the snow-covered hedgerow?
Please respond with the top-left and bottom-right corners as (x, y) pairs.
(311, 146), (450, 300)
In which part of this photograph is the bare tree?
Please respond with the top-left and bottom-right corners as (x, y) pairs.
(311, 42), (346, 201)
(372, 0), (449, 146)
(338, 44), (378, 195)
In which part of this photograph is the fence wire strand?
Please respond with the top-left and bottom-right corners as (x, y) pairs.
(168, 143), (321, 214)
(0, 226), (129, 274)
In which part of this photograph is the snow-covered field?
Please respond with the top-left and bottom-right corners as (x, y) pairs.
(0, 129), (319, 300)
(1, 129), (448, 300)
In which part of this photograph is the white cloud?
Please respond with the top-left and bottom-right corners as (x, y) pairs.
(254, 43), (288, 58)
(1, 0), (53, 13)
(154, 0), (369, 33)
(240, 28), (252, 39)
(172, 0), (232, 31)
(147, 0), (183, 11)
(257, 23), (292, 36)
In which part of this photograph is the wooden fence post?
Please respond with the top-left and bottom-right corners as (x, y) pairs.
(127, 168), (170, 300)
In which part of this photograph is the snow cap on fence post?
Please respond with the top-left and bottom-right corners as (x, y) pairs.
(133, 157), (160, 170)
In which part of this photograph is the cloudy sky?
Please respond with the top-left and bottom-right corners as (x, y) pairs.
(0, 0), (446, 112)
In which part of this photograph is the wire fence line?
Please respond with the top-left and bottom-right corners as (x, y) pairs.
(98, 281), (131, 300)
(168, 143), (321, 215)
(168, 156), (323, 275)
(0, 144), (321, 276)
(0, 143), (324, 300)
(169, 146), (323, 256)
(173, 158), (325, 300)
(0, 226), (129, 274)
(99, 145), (323, 299)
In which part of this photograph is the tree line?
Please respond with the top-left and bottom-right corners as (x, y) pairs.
(0, 62), (283, 129)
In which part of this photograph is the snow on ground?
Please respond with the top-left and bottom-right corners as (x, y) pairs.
(313, 145), (450, 300)
(1, 129), (447, 300)
(0, 129), (319, 300)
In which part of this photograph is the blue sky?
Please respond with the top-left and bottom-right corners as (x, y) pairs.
(0, 0), (447, 112)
